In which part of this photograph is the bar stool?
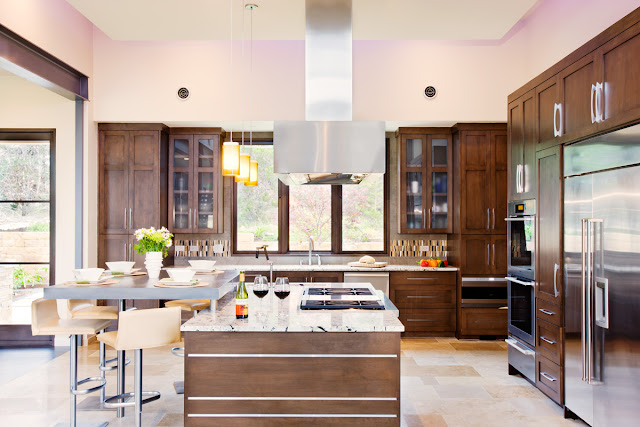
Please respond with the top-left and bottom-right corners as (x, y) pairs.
(67, 299), (129, 409)
(163, 299), (210, 394)
(31, 298), (111, 427)
(98, 306), (181, 427)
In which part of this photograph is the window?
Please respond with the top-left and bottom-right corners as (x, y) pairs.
(235, 144), (279, 251)
(0, 136), (54, 326)
(234, 141), (387, 254)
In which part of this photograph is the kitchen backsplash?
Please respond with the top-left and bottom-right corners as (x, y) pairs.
(174, 238), (447, 261)
(174, 239), (230, 257)
(390, 239), (447, 258)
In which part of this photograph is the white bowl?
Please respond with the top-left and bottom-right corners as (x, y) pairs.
(72, 268), (105, 282)
(105, 261), (136, 274)
(188, 260), (217, 271)
(165, 268), (196, 282)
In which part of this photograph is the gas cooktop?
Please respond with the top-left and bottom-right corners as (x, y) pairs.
(300, 284), (385, 310)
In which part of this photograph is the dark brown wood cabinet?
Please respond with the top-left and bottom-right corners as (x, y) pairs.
(536, 146), (563, 305)
(459, 307), (507, 336)
(97, 124), (169, 269)
(508, 89), (537, 201)
(453, 125), (507, 235)
(168, 129), (223, 234)
(389, 271), (457, 336)
(459, 235), (506, 277)
(397, 128), (452, 234)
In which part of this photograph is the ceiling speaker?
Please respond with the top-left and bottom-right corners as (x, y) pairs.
(424, 86), (437, 99)
(177, 87), (190, 100)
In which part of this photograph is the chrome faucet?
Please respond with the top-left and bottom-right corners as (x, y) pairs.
(308, 237), (314, 265)
(256, 244), (273, 286)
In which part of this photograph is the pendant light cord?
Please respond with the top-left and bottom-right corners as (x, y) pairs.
(229, 0), (233, 143)
(250, 4), (253, 148)
(241, 0), (245, 148)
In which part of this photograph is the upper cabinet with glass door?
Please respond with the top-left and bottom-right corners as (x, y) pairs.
(397, 129), (452, 234)
(168, 129), (223, 234)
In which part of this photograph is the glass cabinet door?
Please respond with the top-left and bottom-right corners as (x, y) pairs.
(406, 172), (423, 229)
(428, 137), (450, 231)
(402, 135), (426, 232)
(171, 137), (191, 230)
(194, 136), (219, 232)
(406, 137), (424, 167)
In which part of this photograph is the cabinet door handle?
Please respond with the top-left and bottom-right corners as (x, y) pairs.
(553, 263), (560, 297)
(516, 165), (521, 193)
(129, 208), (132, 230)
(124, 208), (127, 230)
(591, 84), (597, 124)
(129, 243), (132, 261)
(539, 308), (555, 316)
(428, 208), (431, 230)
(188, 208), (192, 229)
(553, 103), (563, 137)
(487, 244), (490, 266)
(492, 208), (495, 229)
(194, 209), (197, 230)
(123, 243), (127, 261)
(492, 243), (496, 266)
(540, 372), (557, 382)
(595, 82), (604, 123)
(521, 164), (525, 193)
(540, 336), (557, 345)
(487, 209), (490, 230)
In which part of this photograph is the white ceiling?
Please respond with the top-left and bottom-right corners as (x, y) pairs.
(66, 0), (539, 41)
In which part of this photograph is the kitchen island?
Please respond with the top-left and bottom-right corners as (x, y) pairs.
(181, 283), (404, 426)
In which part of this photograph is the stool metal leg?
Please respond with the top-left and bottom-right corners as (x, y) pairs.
(54, 334), (108, 427)
(135, 349), (142, 427)
(117, 299), (126, 418)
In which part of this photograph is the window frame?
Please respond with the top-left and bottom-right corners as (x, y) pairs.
(232, 139), (389, 256)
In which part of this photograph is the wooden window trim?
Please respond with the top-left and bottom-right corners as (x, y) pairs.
(232, 139), (389, 256)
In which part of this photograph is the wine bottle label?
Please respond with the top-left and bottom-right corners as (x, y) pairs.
(236, 300), (248, 317)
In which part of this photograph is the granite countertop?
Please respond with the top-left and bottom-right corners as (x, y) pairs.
(181, 284), (405, 333)
(214, 264), (458, 272)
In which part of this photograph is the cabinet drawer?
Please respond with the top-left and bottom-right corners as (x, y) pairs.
(536, 356), (563, 405)
(536, 320), (562, 365)
(390, 271), (456, 286)
(399, 309), (455, 332)
(536, 299), (562, 327)
(459, 307), (507, 336)
(393, 286), (456, 309)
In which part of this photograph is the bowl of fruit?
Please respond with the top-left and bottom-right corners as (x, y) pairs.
(418, 258), (448, 268)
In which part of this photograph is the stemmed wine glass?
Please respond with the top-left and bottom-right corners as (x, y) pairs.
(253, 275), (269, 318)
(274, 277), (290, 301)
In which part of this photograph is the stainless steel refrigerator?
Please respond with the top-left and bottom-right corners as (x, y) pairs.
(564, 123), (640, 426)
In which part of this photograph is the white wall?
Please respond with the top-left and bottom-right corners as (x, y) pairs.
(0, 75), (77, 283)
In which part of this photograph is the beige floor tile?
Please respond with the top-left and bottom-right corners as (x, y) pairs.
(433, 384), (493, 399)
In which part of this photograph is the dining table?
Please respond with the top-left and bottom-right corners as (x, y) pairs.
(43, 268), (239, 418)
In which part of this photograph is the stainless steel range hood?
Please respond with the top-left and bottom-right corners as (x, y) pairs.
(273, 0), (385, 185)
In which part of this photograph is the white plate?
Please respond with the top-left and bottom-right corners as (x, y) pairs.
(188, 267), (216, 273)
(159, 278), (199, 286)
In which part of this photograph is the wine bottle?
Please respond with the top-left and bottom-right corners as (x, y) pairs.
(235, 271), (248, 319)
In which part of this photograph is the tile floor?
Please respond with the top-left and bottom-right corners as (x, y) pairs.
(0, 338), (587, 426)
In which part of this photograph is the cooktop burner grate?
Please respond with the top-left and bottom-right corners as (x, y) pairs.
(307, 287), (373, 296)
(300, 299), (385, 310)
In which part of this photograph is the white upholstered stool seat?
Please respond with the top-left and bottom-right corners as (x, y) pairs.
(97, 306), (181, 427)
(68, 300), (119, 320)
(31, 298), (110, 427)
(164, 299), (210, 312)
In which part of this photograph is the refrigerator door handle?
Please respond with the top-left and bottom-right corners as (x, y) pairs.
(595, 277), (609, 329)
(581, 218), (589, 382)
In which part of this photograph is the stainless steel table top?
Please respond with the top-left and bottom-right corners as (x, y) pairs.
(43, 270), (240, 300)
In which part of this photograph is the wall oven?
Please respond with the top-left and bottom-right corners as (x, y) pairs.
(506, 200), (536, 371)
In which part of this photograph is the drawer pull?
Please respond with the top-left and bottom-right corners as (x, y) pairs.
(538, 308), (555, 316)
(406, 278), (438, 282)
(540, 372), (557, 382)
(406, 295), (438, 299)
(407, 319), (437, 322)
(540, 336), (556, 345)
(474, 320), (499, 324)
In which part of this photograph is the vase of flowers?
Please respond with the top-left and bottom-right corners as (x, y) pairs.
(134, 227), (173, 279)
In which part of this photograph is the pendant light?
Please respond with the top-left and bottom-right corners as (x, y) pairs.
(245, 3), (259, 187)
(235, 1), (251, 183)
(222, 0), (240, 176)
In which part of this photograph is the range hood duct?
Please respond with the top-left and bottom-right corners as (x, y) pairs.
(273, 0), (385, 185)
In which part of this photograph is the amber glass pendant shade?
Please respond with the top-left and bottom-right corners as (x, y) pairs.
(235, 154), (251, 182)
(222, 141), (240, 176)
(245, 161), (258, 186)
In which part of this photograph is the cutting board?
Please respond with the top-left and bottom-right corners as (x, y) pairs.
(347, 261), (388, 268)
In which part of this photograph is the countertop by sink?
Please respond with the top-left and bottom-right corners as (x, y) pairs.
(214, 264), (458, 272)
